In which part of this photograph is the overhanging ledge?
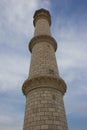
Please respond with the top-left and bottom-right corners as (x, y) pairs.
(22, 76), (67, 96)
(29, 35), (57, 52)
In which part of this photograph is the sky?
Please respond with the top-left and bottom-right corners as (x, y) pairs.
(0, 0), (87, 130)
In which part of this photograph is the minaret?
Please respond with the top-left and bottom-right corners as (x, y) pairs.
(22, 9), (68, 130)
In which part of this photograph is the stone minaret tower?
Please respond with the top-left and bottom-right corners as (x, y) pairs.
(22, 9), (68, 130)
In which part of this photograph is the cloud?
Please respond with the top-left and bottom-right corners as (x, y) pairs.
(51, 13), (87, 120)
(0, 114), (23, 130)
(0, 0), (52, 92)
(0, 53), (29, 92)
(65, 94), (87, 117)
(0, 126), (22, 130)
(53, 14), (87, 83)
(0, 0), (52, 53)
(0, 0), (38, 33)
(0, 1), (87, 130)
(0, 1), (35, 58)
(0, 0), (51, 43)
(0, 2), (52, 129)
(38, 0), (51, 9)
(0, 94), (24, 130)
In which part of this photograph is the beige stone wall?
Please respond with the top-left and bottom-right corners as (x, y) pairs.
(29, 41), (59, 79)
(22, 9), (68, 130)
(34, 19), (51, 36)
(23, 88), (68, 130)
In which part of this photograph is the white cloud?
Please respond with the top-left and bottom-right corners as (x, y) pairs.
(0, 126), (22, 130)
(0, 0), (52, 92)
(52, 15), (87, 83)
(0, 1), (87, 130)
(0, 0), (51, 44)
(0, 0), (52, 54)
(0, 0), (38, 33)
(0, 115), (23, 130)
(38, 0), (51, 10)
(52, 15), (87, 118)
(0, 53), (29, 92)
(65, 92), (87, 117)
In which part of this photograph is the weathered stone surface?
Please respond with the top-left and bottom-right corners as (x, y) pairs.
(22, 8), (68, 130)
(23, 88), (68, 130)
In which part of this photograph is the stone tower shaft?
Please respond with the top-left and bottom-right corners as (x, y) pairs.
(33, 9), (51, 36)
(22, 8), (68, 130)
(29, 9), (59, 79)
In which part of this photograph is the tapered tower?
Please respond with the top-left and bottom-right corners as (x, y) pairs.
(22, 9), (68, 130)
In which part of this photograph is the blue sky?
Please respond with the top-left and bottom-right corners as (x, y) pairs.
(0, 0), (87, 130)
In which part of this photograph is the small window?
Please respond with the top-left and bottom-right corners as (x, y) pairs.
(52, 95), (56, 100)
(47, 44), (50, 47)
(49, 69), (54, 74)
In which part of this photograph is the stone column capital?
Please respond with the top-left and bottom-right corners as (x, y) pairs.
(29, 35), (57, 52)
(33, 8), (51, 26)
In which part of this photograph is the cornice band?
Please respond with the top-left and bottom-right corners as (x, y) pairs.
(22, 76), (67, 96)
(29, 35), (57, 52)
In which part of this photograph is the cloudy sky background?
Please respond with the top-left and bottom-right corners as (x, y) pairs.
(0, 0), (87, 130)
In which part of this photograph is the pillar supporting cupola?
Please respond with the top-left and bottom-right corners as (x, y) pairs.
(22, 8), (68, 130)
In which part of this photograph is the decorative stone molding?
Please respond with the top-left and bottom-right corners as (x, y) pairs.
(22, 76), (67, 96)
(33, 8), (51, 26)
(29, 35), (57, 52)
